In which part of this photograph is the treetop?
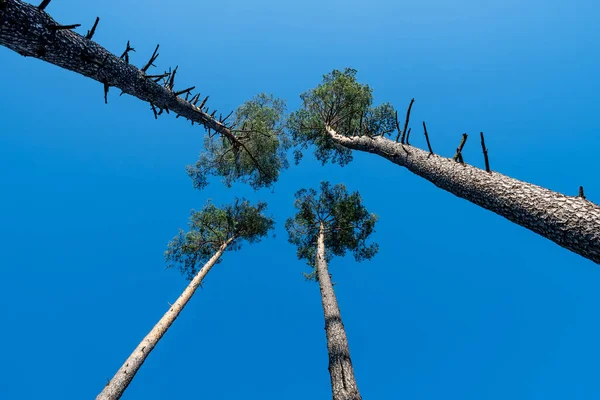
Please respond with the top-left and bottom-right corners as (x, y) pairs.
(285, 181), (379, 280)
(165, 198), (275, 279)
(288, 68), (396, 166)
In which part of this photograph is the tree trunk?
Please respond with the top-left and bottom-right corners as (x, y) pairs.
(326, 126), (600, 264)
(0, 0), (231, 135)
(96, 238), (233, 400)
(316, 223), (362, 400)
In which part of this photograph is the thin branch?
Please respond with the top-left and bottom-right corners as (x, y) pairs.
(174, 86), (195, 97)
(141, 44), (159, 73)
(198, 95), (209, 110)
(480, 132), (491, 173)
(221, 110), (234, 123)
(119, 40), (135, 63)
(48, 23), (80, 31)
(38, 0), (51, 10)
(405, 127), (412, 145)
(394, 110), (401, 142)
(145, 73), (168, 80)
(399, 98), (414, 144)
(150, 103), (158, 119)
(422, 121), (434, 155)
(103, 82), (109, 104)
(85, 17), (99, 40)
(453, 133), (468, 163)
(166, 65), (178, 90)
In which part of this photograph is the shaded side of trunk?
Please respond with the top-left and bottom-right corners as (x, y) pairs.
(0, 0), (229, 134)
(316, 223), (362, 400)
(326, 127), (600, 264)
(96, 238), (233, 400)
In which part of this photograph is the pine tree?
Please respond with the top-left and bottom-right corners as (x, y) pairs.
(97, 199), (274, 400)
(286, 182), (378, 400)
(289, 68), (600, 264)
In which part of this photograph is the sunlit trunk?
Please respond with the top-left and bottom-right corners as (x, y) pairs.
(316, 222), (362, 400)
(96, 238), (234, 400)
(326, 126), (600, 264)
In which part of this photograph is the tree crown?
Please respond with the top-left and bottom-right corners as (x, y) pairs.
(187, 93), (290, 190)
(288, 68), (396, 166)
(285, 181), (379, 280)
(165, 199), (274, 279)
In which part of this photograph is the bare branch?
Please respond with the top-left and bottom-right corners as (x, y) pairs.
(85, 17), (99, 40)
(37, 0), (50, 10)
(48, 23), (80, 31)
(453, 133), (468, 163)
(422, 121), (434, 155)
(480, 132), (491, 173)
(141, 44), (159, 73)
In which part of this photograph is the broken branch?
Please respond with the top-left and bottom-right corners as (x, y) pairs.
(48, 23), (80, 31)
(453, 133), (468, 163)
(422, 121), (434, 155)
(103, 82), (109, 104)
(85, 17), (99, 40)
(398, 98), (414, 144)
(480, 132), (491, 173)
(38, 0), (50, 10)
(120, 40), (135, 63)
(141, 44), (159, 73)
(174, 86), (195, 97)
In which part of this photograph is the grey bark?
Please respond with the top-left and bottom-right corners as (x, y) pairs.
(316, 223), (362, 400)
(96, 238), (233, 400)
(326, 126), (600, 264)
(0, 0), (234, 137)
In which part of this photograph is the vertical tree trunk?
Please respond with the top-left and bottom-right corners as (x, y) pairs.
(316, 223), (362, 400)
(326, 126), (600, 264)
(96, 238), (234, 400)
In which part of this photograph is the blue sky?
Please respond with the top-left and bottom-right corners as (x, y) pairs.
(1, 0), (599, 398)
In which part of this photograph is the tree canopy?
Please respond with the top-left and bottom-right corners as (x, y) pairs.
(187, 93), (290, 190)
(288, 68), (396, 166)
(285, 181), (379, 281)
(165, 199), (274, 279)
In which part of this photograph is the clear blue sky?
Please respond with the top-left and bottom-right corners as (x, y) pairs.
(1, 0), (599, 398)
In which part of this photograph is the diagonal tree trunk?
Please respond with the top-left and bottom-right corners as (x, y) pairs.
(96, 238), (234, 400)
(316, 222), (362, 400)
(325, 126), (600, 264)
(0, 0), (236, 139)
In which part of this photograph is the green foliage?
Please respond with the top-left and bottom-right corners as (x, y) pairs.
(165, 199), (274, 279)
(187, 93), (290, 190)
(285, 181), (379, 280)
(288, 68), (396, 166)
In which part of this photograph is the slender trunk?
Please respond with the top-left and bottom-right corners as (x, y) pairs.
(0, 0), (230, 135)
(96, 238), (234, 400)
(316, 223), (362, 400)
(326, 126), (600, 264)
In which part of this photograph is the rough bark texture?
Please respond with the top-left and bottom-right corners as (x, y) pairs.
(0, 0), (232, 136)
(316, 223), (362, 400)
(96, 238), (233, 400)
(326, 126), (600, 264)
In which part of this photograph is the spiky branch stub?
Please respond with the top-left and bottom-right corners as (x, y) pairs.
(165, 199), (274, 280)
(285, 181), (378, 281)
(0, 0), (289, 190)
